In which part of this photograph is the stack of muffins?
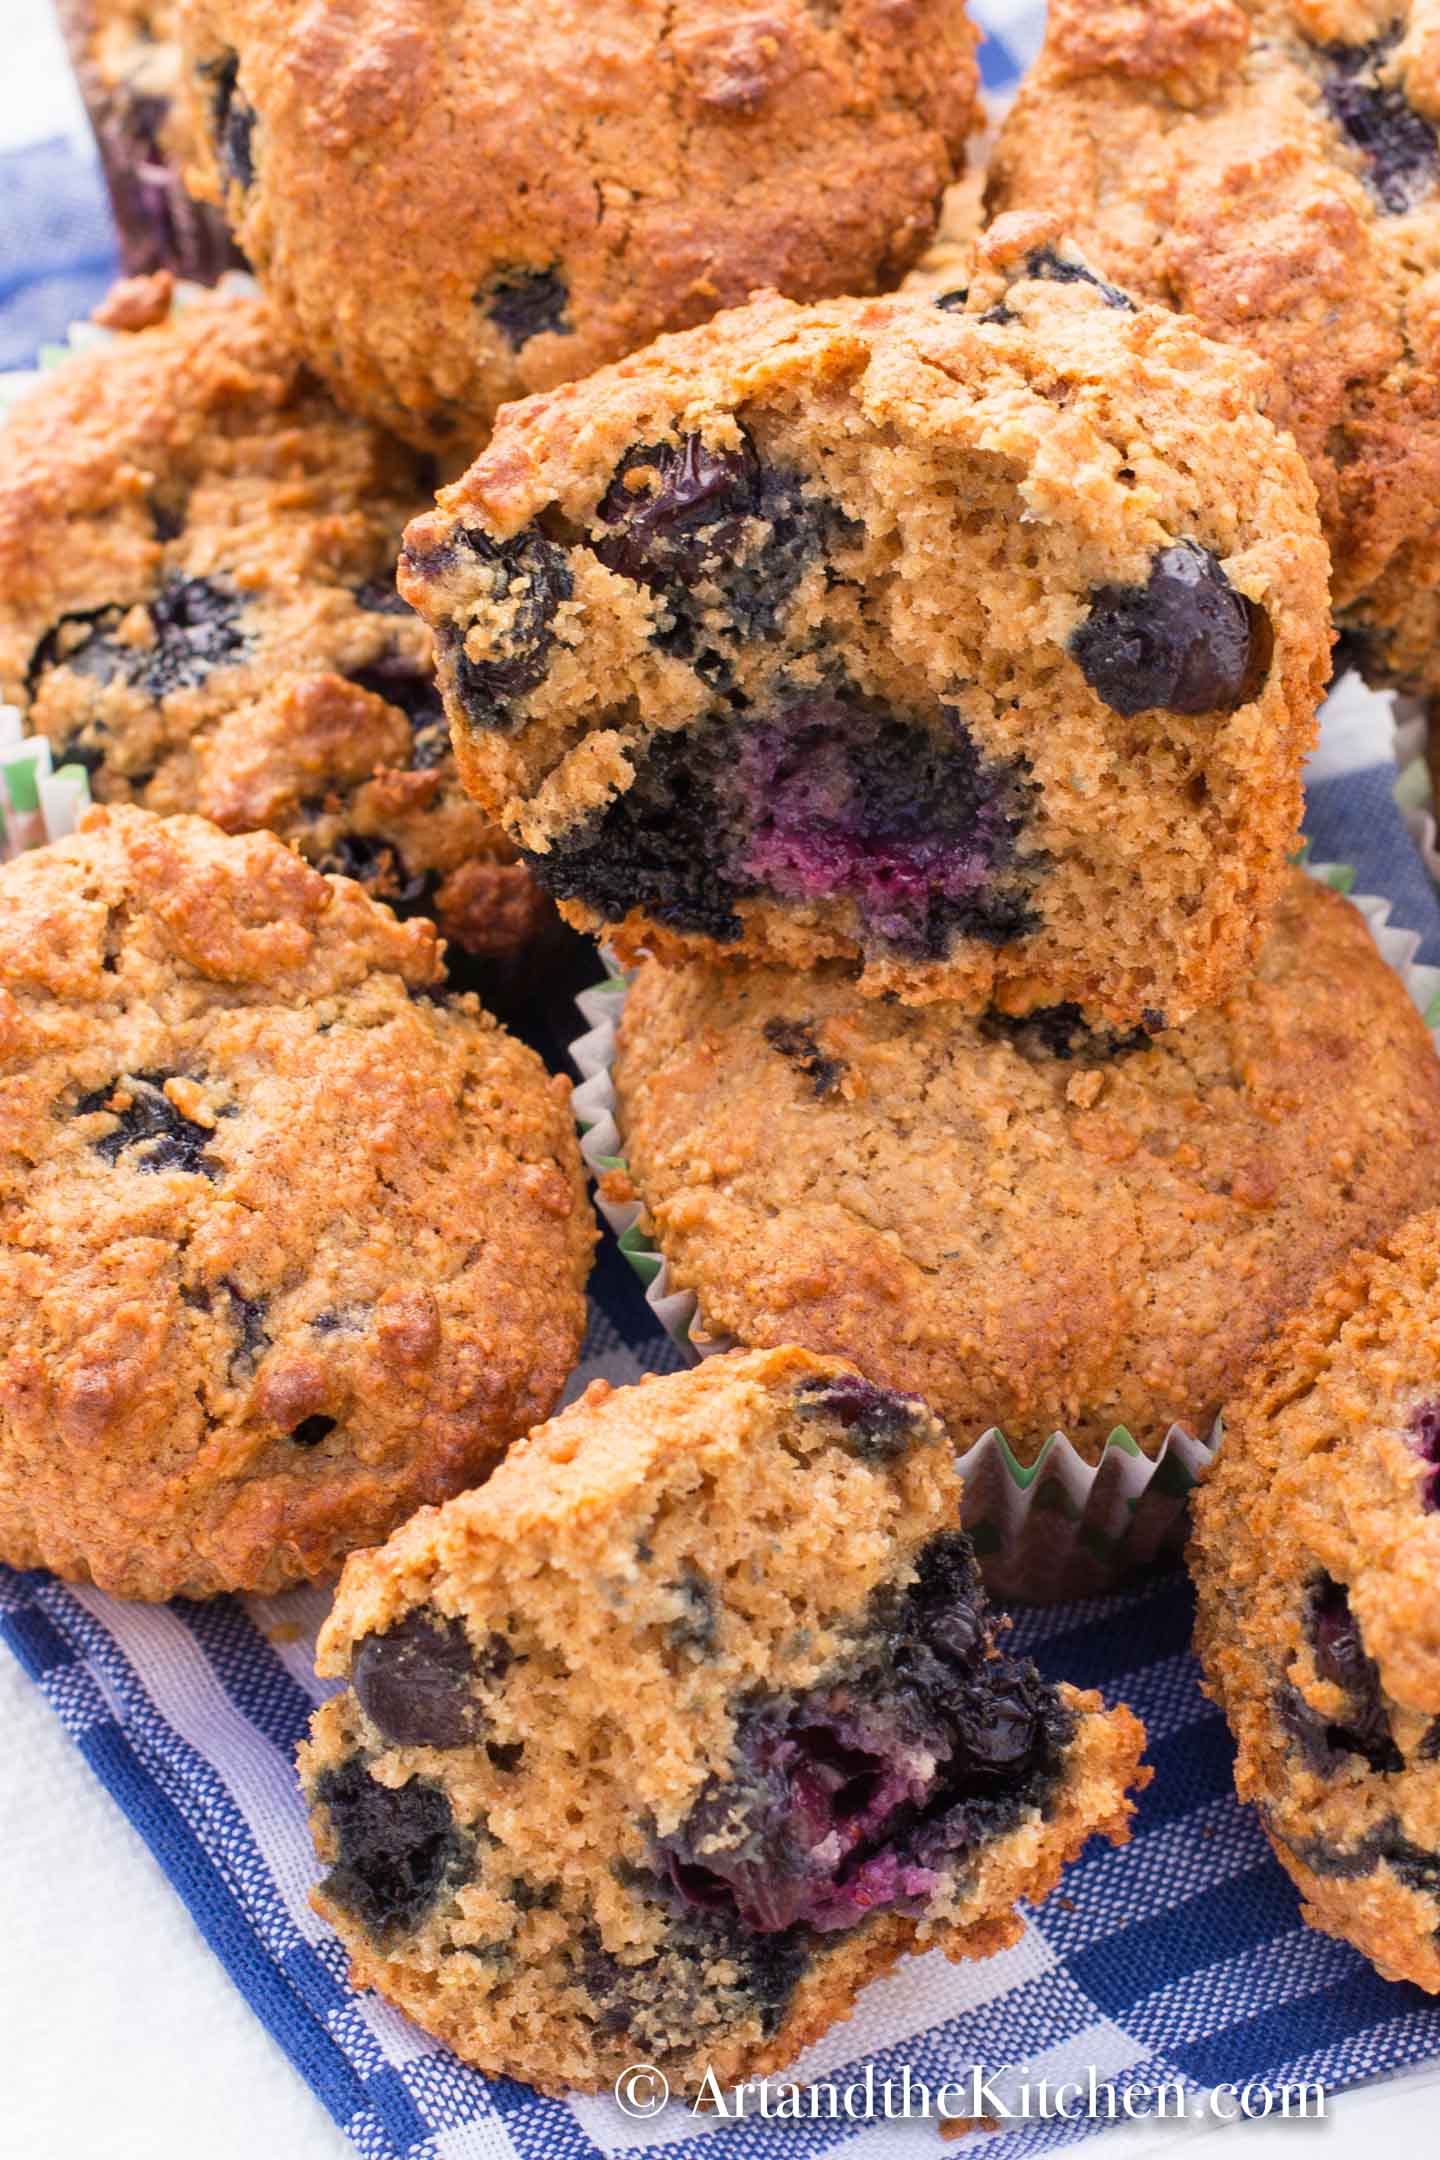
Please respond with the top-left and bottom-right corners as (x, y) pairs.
(3, 0), (1440, 2093)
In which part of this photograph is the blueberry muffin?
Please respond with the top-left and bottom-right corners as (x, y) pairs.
(0, 806), (593, 1602)
(400, 219), (1331, 1026)
(1192, 1205), (1440, 1990)
(0, 284), (545, 959)
(59, 0), (242, 285)
(608, 872), (1440, 1461)
(991, 0), (1440, 701)
(300, 1346), (1148, 2090)
(176, 0), (981, 450)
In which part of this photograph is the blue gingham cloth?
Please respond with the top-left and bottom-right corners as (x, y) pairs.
(7, 5), (1440, 2156)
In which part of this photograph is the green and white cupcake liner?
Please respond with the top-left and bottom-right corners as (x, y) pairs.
(571, 861), (1440, 1602)
(1394, 698), (1440, 885)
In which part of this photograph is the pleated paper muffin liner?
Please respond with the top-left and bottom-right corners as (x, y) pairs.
(572, 863), (1440, 1601)
(1393, 699), (1440, 885)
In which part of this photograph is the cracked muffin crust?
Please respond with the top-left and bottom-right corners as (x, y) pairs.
(608, 871), (1440, 1461)
(300, 1345), (1148, 2090)
(990, 0), (1440, 698)
(400, 219), (1331, 1025)
(0, 806), (593, 1601)
(0, 284), (547, 959)
(1192, 1205), (1440, 1990)
(177, 0), (981, 451)
(59, 0), (243, 284)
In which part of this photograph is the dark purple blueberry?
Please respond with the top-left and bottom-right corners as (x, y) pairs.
(980, 1002), (1154, 1064)
(1071, 542), (1273, 717)
(444, 528), (573, 730)
(75, 1071), (224, 1181)
(180, 1281), (271, 1382)
(314, 1757), (465, 1937)
(594, 431), (852, 658)
(288, 1415), (337, 1449)
(667, 1566), (717, 1657)
(344, 655), (449, 769)
(760, 1017), (844, 1098)
(526, 722), (748, 942)
(479, 265), (572, 349)
(933, 287), (968, 312)
(1323, 34), (1439, 215)
(1024, 246), (1135, 311)
(486, 1740), (525, 1773)
(88, 77), (244, 284)
(727, 692), (1040, 957)
(596, 435), (763, 588)
(314, 832), (435, 916)
(353, 579), (412, 618)
(31, 577), (246, 705)
(1279, 1575), (1402, 1775)
(794, 1374), (927, 1462)
(353, 1610), (483, 1750)
(1407, 1398), (1440, 1511)
(1280, 1819), (1440, 1902)
(656, 1527), (1070, 1936)
(206, 51), (257, 192)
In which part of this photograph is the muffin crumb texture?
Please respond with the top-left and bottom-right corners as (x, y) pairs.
(302, 1347), (1148, 2090)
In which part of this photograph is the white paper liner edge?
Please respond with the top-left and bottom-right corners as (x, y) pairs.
(571, 865), (1440, 1598)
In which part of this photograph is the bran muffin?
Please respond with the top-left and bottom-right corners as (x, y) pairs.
(400, 220), (1331, 1026)
(300, 1346), (1148, 2090)
(0, 283), (545, 959)
(177, 0), (981, 451)
(59, 0), (242, 285)
(1192, 1205), (1440, 1991)
(606, 872), (1440, 1461)
(0, 806), (593, 1602)
(990, 0), (1440, 700)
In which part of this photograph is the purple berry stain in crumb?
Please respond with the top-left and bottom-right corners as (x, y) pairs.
(528, 693), (1040, 955)
(315, 1757), (467, 1937)
(794, 1373), (928, 1462)
(1407, 1398), (1440, 1509)
(1071, 542), (1273, 718)
(1323, 33), (1440, 215)
(728, 692), (1039, 956)
(656, 1531), (1072, 1935)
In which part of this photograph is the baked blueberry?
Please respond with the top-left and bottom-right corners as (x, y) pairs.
(76, 1071), (224, 1181)
(314, 1758), (466, 1938)
(353, 1610), (483, 1750)
(480, 265), (572, 349)
(1323, 33), (1440, 216)
(1071, 544), (1273, 718)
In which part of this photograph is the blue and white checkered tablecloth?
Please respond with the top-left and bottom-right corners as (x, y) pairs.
(7, 5), (1440, 2157)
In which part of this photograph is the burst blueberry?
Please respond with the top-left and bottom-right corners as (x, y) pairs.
(480, 265), (572, 349)
(442, 527), (573, 729)
(315, 1758), (465, 1936)
(76, 1071), (224, 1181)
